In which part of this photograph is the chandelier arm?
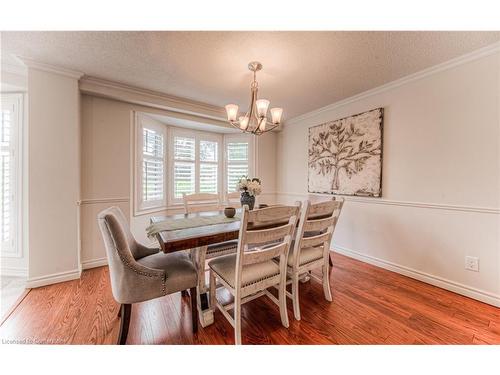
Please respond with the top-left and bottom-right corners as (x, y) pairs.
(228, 121), (244, 131)
(257, 123), (280, 135)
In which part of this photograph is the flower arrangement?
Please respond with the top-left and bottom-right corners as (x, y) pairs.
(237, 176), (262, 197)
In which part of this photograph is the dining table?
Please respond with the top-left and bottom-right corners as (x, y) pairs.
(150, 208), (333, 327)
(150, 210), (243, 327)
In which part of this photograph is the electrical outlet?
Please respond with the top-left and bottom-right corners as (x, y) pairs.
(465, 256), (479, 272)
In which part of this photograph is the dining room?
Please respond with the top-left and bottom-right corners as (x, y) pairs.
(1, 3), (500, 373)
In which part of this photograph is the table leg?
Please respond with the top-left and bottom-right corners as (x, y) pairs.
(191, 245), (214, 327)
(199, 293), (209, 310)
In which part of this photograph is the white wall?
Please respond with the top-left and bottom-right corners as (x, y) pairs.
(27, 67), (81, 287)
(277, 49), (500, 306)
(80, 95), (278, 269)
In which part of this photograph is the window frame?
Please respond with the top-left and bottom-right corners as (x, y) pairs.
(223, 133), (254, 195)
(134, 113), (168, 215)
(168, 127), (223, 206)
(0, 93), (23, 258)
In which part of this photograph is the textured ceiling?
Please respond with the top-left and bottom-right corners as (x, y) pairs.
(2, 31), (499, 119)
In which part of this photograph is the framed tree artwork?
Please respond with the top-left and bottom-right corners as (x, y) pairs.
(308, 108), (383, 197)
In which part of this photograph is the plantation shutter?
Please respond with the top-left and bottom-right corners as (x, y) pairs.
(1, 106), (12, 250)
(0, 95), (20, 256)
(199, 140), (218, 193)
(173, 136), (196, 198)
(142, 127), (165, 203)
(226, 142), (249, 192)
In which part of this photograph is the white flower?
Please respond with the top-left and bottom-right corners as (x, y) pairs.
(236, 176), (262, 196)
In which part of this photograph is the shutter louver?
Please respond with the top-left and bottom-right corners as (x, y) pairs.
(199, 140), (218, 193)
(174, 136), (195, 160)
(227, 142), (248, 161)
(174, 162), (195, 198)
(226, 141), (249, 192)
(1, 101), (16, 254)
(200, 164), (218, 193)
(173, 136), (196, 198)
(142, 127), (164, 202)
(1, 150), (10, 243)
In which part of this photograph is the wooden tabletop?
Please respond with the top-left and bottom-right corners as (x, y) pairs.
(151, 210), (241, 253)
(151, 208), (331, 253)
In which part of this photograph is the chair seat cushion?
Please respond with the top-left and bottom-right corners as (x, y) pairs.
(138, 252), (197, 293)
(287, 246), (324, 267)
(206, 240), (238, 259)
(208, 254), (280, 288)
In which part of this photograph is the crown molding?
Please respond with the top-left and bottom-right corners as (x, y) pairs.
(79, 76), (227, 121)
(16, 56), (84, 79)
(286, 41), (500, 126)
(0, 60), (27, 76)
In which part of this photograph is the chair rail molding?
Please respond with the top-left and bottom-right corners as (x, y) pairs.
(285, 41), (500, 126)
(277, 192), (500, 214)
(78, 197), (130, 206)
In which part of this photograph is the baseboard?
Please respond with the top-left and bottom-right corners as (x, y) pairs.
(332, 244), (500, 308)
(81, 257), (108, 270)
(26, 268), (81, 288)
(0, 266), (28, 277)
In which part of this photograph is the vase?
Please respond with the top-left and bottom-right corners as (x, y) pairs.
(240, 192), (255, 210)
(224, 207), (236, 218)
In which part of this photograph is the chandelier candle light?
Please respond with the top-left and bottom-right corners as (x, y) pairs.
(225, 61), (283, 135)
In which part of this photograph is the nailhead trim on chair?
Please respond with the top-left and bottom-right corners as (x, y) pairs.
(104, 219), (167, 295)
(210, 266), (280, 289)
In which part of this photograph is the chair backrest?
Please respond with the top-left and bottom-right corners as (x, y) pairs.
(226, 191), (241, 207)
(97, 206), (166, 304)
(291, 198), (344, 268)
(234, 204), (300, 288)
(183, 192), (221, 213)
(97, 206), (141, 301)
(97, 206), (138, 259)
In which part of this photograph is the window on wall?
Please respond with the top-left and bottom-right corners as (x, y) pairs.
(136, 116), (167, 212)
(173, 136), (195, 198)
(225, 135), (252, 193)
(169, 128), (222, 204)
(135, 113), (254, 214)
(199, 140), (218, 194)
(1, 94), (22, 257)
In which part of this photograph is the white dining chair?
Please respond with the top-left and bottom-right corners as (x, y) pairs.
(182, 192), (239, 301)
(208, 203), (300, 344)
(183, 192), (221, 213)
(225, 191), (241, 207)
(286, 198), (344, 320)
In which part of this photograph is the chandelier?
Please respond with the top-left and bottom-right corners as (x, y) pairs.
(225, 61), (283, 135)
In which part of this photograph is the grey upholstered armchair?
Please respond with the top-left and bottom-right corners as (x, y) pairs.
(97, 206), (198, 344)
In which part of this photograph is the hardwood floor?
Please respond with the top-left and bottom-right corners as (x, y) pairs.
(1, 253), (499, 344)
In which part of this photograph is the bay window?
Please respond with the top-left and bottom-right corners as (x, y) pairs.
(134, 113), (254, 214)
